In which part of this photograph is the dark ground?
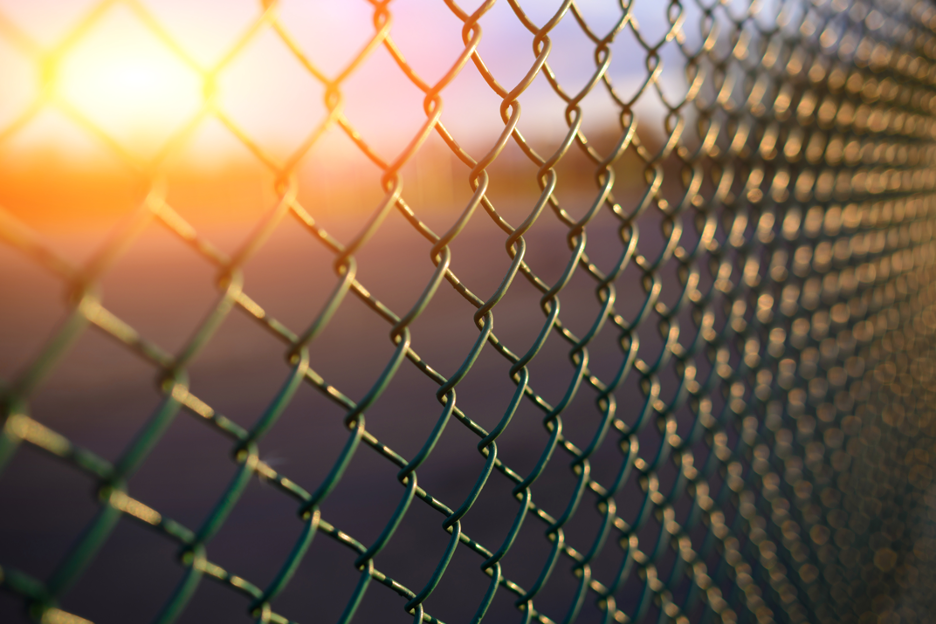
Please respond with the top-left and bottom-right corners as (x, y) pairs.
(0, 197), (702, 624)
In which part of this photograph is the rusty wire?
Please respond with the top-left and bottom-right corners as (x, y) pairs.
(2, 0), (936, 623)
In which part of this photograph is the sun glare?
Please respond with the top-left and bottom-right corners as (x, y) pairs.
(54, 9), (203, 156)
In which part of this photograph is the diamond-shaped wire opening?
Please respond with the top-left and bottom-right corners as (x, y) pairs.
(575, 83), (632, 155)
(299, 287), (401, 402)
(401, 267), (492, 377)
(125, 402), (239, 530)
(604, 26), (656, 106)
(582, 204), (632, 276)
(215, 27), (327, 165)
(457, 460), (530, 543)
(585, 399), (633, 468)
(434, 52), (514, 155)
(513, 70), (579, 158)
(520, 322), (586, 408)
(472, 1), (538, 87)
(441, 193), (525, 302)
(608, 143), (656, 212)
(677, 0), (711, 53)
(246, 379), (349, 488)
(337, 43), (435, 164)
(203, 469), (311, 593)
(533, 426), (597, 517)
(539, 8), (609, 95)
(358, 358), (451, 461)
(386, 0), (474, 87)
(495, 494), (569, 591)
(654, 448), (684, 501)
(587, 522), (636, 594)
(548, 141), (612, 221)
(54, 4), (204, 161)
(670, 394), (703, 452)
(485, 392), (557, 481)
(315, 441), (414, 549)
(345, 206), (440, 316)
(560, 476), (617, 554)
(654, 39), (692, 109)
(275, 0), (379, 80)
(234, 222), (341, 333)
(556, 381), (613, 453)
(654, 253), (686, 316)
(24, 325), (165, 463)
(473, 254), (556, 347)
(294, 126), (389, 232)
(437, 340), (527, 430)
(476, 139), (546, 225)
(95, 220), (227, 357)
(398, 419), (491, 513)
(365, 492), (471, 607)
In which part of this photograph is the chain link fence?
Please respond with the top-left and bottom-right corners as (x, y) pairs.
(2, 0), (936, 622)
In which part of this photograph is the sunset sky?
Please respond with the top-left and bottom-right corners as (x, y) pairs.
(0, 0), (696, 170)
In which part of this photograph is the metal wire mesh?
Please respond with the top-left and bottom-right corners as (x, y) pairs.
(2, 0), (936, 622)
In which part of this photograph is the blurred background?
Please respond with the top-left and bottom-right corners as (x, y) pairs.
(0, 0), (695, 227)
